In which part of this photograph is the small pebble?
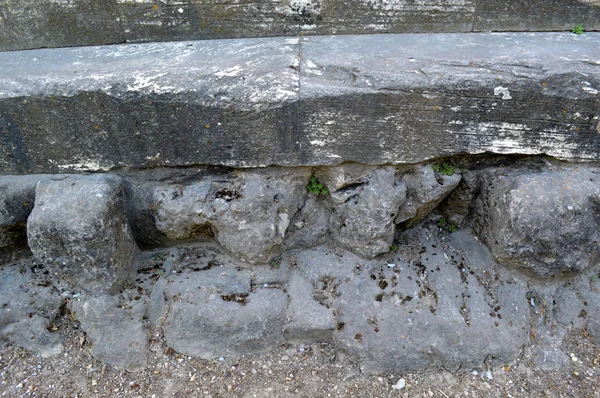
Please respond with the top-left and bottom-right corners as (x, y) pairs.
(392, 378), (406, 390)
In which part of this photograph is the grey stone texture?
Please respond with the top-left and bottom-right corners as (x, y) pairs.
(284, 272), (335, 344)
(69, 295), (148, 371)
(329, 167), (407, 258)
(0, 33), (599, 173)
(396, 164), (461, 228)
(163, 271), (286, 359)
(27, 175), (138, 293)
(294, 224), (531, 374)
(1, 0), (599, 51)
(0, 262), (64, 358)
(0, 175), (44, 248)
(475, 168), (600, 278)
(154, 168), (311, 264)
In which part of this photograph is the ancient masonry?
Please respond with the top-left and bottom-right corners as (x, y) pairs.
(0, 0), (600, 373)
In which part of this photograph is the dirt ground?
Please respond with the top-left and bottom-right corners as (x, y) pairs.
(1, 320), (599, 398)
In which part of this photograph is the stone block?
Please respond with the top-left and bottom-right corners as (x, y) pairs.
(27, 175), (138, 293)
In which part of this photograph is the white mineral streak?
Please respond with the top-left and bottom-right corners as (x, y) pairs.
(494, 86), (512, 100)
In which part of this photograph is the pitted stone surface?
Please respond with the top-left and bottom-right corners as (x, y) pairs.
(163, 271), (286, 359)
(70, 295), (148, 371)
(285, 272), (335, 344)
(27, 175), (138, 293)
(0, 34), (599, 173)
(329, 167), (407, 258)
(476, 168), (600, 278)
(0, 263), (64, 358)
(154, 168), (310, 264)
(292, 225), (530, 375)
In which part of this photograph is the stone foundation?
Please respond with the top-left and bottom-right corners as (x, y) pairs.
(1, 156), (599, 373)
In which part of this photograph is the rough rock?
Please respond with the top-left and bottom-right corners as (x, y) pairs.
(1, 34), (599, 173)
(27, 175), (138, 293)
(330, 167), (407, 258)
(0, 263), (64, 358)
(0, 175), (45, 248)
(294, 225), (530, 374)
(163, 271), (286, 359)
(284, 272), (335, 344)
(284, 195), (330, 250)
(476, 168), (600, 278)
(69, 295), (148, 371)
(154, 168), (310, 263)
(2, 0), (600, 51)
(396, 164), (461, 228)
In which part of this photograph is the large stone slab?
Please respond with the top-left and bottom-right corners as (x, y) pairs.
(1, 0), (600, 51)
(0, 0), (123, 52)
(27, 175), (138, 293)
(474, 0), (600, 32)
(0, 33), (598, 173)
(163, 271), (286, 359)
(475, 168), (600, 278)
(293, 225), (531, 374)
(298, 33), (600, 165)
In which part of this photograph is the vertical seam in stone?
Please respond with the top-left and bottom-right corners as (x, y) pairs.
(471, 0), (479, 32)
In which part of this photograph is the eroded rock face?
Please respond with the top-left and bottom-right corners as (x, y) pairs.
(0, 263), (64, 358)
(153, 168), (311, 264)
(163, 271), (286, 359)
(396, 164), (462, 228)
(293, 224), (530, 374)
(27, 175), (138, 294)
(328, 166), (407, 258)
(476, 169), (600, 278)
(69, 295), (148, 371)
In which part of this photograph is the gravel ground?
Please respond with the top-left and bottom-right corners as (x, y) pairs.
(1, 321), (599, 398)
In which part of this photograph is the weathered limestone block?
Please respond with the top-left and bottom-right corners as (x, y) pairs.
(0, 0), (123, 52)
(0, 34), (598, 173)
(293, 226), (530, 374)
(27, 175), (138, 293)
(154, 168), (311, 263)
(0, 175), (44, 248)
(476, 168), (600, 278)
(283, 194), (330, 250)
(163, 271), (286, 359)
(329, 167), (407, 258)
(285, 272), (335, 344)
(70, 295), (148, 371)
(2, 0), (599, 51)
(396, 164), (461, 227)
(474, 0), (600, 32)
(0, 264), (64, 358)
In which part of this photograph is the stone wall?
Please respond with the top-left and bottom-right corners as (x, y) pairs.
(1, 0), (599, 51)
(2, 156), (600, 373)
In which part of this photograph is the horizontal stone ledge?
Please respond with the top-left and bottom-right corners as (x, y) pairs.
(0, 33), (599, 173)
(1, 0), (599, 51)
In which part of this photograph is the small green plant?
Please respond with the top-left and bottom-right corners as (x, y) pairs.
(389, 245), (398, 253)
(307, 176), (329, 196)
(438, 217), (457, 233)
(433, 162), (455, 176)
(122, 279), (135, 290)
(572, 24), (584, 35)
(270, 259), (280, 269)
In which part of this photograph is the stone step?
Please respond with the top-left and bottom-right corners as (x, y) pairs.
(1, 0), (599, 51)
(1, 33), (599, 174)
